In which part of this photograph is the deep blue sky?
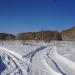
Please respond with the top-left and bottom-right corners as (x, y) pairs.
(0, 0), (75, 34)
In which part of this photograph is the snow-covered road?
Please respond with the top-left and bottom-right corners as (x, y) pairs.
(0, 41), (75, 75)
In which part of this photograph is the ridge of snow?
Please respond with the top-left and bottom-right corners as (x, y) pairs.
(0, 47), (25, 62)
(50, 47), (75, 75)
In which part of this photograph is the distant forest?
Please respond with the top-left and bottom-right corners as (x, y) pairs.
(0, 26), (75, 42)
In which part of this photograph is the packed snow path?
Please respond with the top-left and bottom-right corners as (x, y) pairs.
(29, 46), (63, 75)
(0, 41), (75, 75)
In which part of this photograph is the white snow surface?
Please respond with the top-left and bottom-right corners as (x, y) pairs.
(0, 41), (75, 75)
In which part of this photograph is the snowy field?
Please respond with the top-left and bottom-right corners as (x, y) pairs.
(0, 41), (75, 75)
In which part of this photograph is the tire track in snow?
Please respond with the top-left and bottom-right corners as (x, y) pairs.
(0, 46), (28, 75)
(42, 57), (62, 75)
(6, 52), (28, 75)
(0, 47), (25, 62)
(24, 46), (47, 62)
(29, 46), (62, 75)
(49, 47), (75, 75)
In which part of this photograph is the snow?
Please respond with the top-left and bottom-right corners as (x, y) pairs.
(49, 47), (75, 75)
(0, 41), (75, 75)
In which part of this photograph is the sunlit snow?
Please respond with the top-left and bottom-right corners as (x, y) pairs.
(0, 41), (75, 75)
